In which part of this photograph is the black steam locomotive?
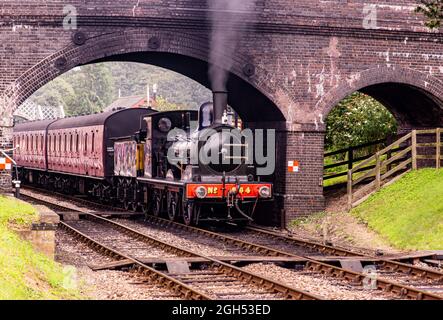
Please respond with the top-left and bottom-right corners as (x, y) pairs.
(14, 91), (273, 226)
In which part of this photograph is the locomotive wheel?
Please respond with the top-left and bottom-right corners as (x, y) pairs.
(152, 190), (162, 217)
(101, 185), (111, 204)
(130, 201), (138, 212)
(141, 203), (149, 217)
(130, 182), (140, 212)
(182, 201), (193, 226)
(123, 200), (131, 211)
(183, 201), (200, 226)
(167, 192), (179, 221)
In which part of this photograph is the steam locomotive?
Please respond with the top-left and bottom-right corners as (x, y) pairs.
(13, 91), (273, 225)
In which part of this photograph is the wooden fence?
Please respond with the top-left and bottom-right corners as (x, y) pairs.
(324, 138), (407, 186)
(324, 139), (386, 182)
(347, 128), (442, 210)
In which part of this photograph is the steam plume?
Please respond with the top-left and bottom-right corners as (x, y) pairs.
(208, 0), (256, 91)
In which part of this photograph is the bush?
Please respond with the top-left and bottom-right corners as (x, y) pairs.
(325, 92), (397, 157)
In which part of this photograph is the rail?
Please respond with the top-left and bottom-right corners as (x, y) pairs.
(347, 128), (442, 210)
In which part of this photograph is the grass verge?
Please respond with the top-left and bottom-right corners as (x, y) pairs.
(0, 195), (82, 299)
(352, 169), (443, 250)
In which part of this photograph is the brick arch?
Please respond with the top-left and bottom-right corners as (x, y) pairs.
(318, 66), (443, 128)
(2, 29), (286, 123)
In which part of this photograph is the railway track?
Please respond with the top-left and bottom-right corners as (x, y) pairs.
(243, 225), (443, 278)
(21, 186), (443, 300)
(136, 215), (443, 299)
(62, 215), (320, 300)
(21, 188), (320, 300)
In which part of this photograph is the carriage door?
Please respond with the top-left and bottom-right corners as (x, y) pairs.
(84, 132), (88, 175)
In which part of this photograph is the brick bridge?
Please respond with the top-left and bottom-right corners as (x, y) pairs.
(1, 1), (442, 225)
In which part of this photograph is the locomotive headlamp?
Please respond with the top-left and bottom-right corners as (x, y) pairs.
(259, 186), (271, 198)
(195, 186), (208, 199)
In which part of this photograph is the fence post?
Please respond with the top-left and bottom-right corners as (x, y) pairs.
(375, 152), (381, 190)
(348, 147), (354, 170)
(347, 170), (353, 210)
(386, 149), (392, 172)
(412, 130), (417, 170)
(437, 128), (441, 169)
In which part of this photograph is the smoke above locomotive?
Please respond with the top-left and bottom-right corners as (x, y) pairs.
(208, 0), (257, 92)
(186, 1), (275, 177)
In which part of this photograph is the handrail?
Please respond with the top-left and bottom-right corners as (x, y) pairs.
(347, 128), (442, 210)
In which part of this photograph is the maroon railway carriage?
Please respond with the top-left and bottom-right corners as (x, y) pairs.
(13, 108), (155, 196)
(13, 119), (55, 172)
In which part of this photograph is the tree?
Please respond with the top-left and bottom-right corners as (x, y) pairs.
(325, 92), (397, 157)
(154, 96), (187, 112)
(29, 62), (211, 115)
(415, 0), (443, 29)
(30, 64), (114, 116)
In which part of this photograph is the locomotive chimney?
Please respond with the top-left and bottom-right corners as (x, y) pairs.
(212, 91), (227, 125)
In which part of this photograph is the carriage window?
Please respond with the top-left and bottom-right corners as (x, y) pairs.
(76, 133), (79, 152)
(91, 132), (95, 153)
(64, 134), (67, 152)
(84, 133), (88, 153)
(48, 135), (51, 152)
(58, 134), (61, 153)
(69, 134), (73, 152)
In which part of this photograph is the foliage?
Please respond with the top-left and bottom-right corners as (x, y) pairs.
(352, 169), (443, 250)
(154, 96), (188, 112)
(325, 92), (397, 156)
(415, 0), (443, 29)
(32, 64), (114, 116)
(30, 62), (211, 116)
(0, 196), (82, 299)
(109, 62), (211, 109)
